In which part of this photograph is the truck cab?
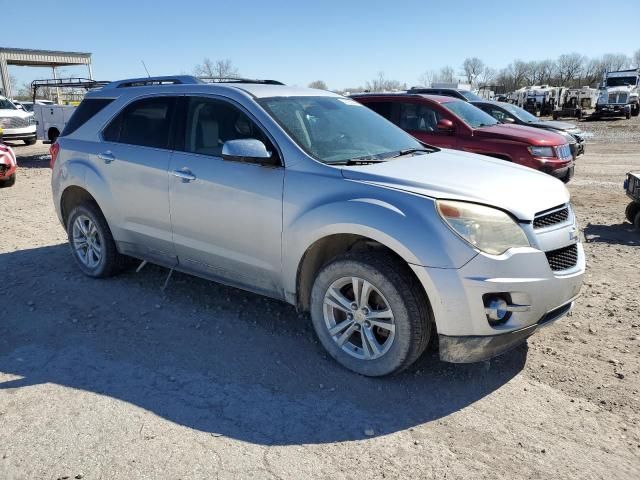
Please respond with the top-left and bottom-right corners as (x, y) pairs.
(595, 69), (640, 119)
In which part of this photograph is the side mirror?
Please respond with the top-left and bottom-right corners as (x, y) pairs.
(502, 117), (515, 124)
(436, 118), (455, 133)
(222, 139), (278, 166)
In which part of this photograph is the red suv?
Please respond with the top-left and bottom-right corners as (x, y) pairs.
(353, 94), (575, 181)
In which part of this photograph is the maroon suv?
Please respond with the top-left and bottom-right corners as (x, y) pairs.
(353, 93), (575, 181)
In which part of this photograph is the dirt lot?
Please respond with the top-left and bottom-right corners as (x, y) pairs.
(1, 117), (639, 480)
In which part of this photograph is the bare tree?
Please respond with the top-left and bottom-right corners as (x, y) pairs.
(555, 53), (586, 86)
(308, 80), (328, 90)
(462, 57), (485, 85)
(365, 72), (404, 92)
(434, 66), (455, 84)
(634, 49), (640, 68)
(600, 53), (630, 72)
(477, 66), (496, 86)
(194, 58), (240, 78)
(418, 70), (436, 87)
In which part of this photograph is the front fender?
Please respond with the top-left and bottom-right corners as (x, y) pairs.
(282, 180), (476, 297)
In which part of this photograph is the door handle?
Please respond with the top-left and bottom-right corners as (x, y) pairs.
(172, 168), (196, 182)
(98, 151), (116, 164)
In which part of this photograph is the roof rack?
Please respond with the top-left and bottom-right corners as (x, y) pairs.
(103, 75), (203, 89)
(198, 77), (284, 85)
(31, 78), (111, 103)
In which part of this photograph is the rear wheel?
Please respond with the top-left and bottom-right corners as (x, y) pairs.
(0, 173), (16, 188)
(626, 201), (640, 224)
(310, 252), (432, 376)
(66, 202), (127, 278)
(23, 137), (37, 146)
(47, 128), (60, 143)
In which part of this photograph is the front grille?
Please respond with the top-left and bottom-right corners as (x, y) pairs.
(0, 116), (30, 128)
(556, 144), (572, 159)
(534, 206), (570, 229)
(608, 93), (628, 104)
(545, 244), (578, 272)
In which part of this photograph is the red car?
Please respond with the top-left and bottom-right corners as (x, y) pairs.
(353, 93), (575, 182)
(0, 142), (17, 188)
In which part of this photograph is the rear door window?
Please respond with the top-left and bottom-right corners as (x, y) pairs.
(103, 97), (176, 149)
(62, 98), (114, 136)
(366, 101), (393, 120)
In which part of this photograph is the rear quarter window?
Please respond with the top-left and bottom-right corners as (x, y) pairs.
(61, 98), (114, 136)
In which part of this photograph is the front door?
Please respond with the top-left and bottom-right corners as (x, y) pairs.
(396, 101), (458, 149)
(168, 96), (285, 298)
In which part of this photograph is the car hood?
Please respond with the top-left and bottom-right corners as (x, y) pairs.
(474, 123), (565, 146)
(0, 108), (32, 119)
(604, 86), (635, 94)
(530, 120), (577, 131)
(341, 149), (569, 221)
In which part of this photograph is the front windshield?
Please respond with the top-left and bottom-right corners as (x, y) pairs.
(0, 97), (17, 110)
(442, 100), (499, 128)
(460, 90), (483, 101)
(499, 102), (539, 123)
(606, 77), (637, 88)
(259, 96), (423, 164)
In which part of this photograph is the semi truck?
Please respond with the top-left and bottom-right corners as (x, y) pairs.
(594, 69), (640, 119)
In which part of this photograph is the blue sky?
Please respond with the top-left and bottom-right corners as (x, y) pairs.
(2, 0), (639, 90)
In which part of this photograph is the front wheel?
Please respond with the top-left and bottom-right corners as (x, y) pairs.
(23, 137), (37, 146)
(631, 103), (640, 117)
(310, 253), (432, 376)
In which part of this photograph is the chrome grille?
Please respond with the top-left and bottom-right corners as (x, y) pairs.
(556, 144), (572, 159)
(608, 93), (628, 104)
(0, 116), (30, 128)
(545, 244), (578, 271)
(534, 206), (570, 229)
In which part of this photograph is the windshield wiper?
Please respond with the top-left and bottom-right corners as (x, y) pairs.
(390, 148), (433, 158)
(330, 157), (389, 166)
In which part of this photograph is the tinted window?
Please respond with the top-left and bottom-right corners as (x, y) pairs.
(103, 97), (175, 149)
(62, 98), (114, 136)
(366, 101), (393, 120)
(399, 103), (444, 132)
(182, 97), (272, 158)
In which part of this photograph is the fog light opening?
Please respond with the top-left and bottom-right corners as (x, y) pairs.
(483, 294), (512, 326)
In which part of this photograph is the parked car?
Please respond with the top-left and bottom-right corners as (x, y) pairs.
(0, 138), (17, 187)
(407, 87), (483, 102)
(51, 75), (585, 376)
(624, 171), (640, 229)
(353, 93), (575, 182)
(0, 95), (37, 145)
(471, 100), (586, 159)
(12, 99), (54, 113)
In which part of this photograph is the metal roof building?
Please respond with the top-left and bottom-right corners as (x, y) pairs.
(0, 47), (93, 98)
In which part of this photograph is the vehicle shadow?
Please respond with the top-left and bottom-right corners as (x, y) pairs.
(0, 244), (527, 446)
(584, 222), (640, 246)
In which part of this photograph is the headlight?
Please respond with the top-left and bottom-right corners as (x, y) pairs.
(528, 146), (555, 157)
(28, 115), (36, 125)
(437, 200), (530, 255)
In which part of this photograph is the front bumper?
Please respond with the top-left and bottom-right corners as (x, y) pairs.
(1, 127), (36, 141)
(410, 222), (585, 363)
(595, 104), (630, 116)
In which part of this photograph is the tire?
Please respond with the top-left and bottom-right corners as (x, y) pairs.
(47, 128), (60, 143)
(66, 202), (126, 278)
(634, 210), (640, 231)
(625, 110), (631, 120)
(552, 112), (558, 120)
(0, 173), (16, 188)
(310, 252), (433, 376)
(626, 201), (640, 224)
(631, 103), (640, 117)
(23, 137), (37, 146)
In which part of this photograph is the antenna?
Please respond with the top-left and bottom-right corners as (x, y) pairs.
(141, 60), (151, 78)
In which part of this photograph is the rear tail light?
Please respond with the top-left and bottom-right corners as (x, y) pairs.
(49, 142), (60, 169)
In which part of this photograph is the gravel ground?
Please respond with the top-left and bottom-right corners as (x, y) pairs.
(1, 116), (639, 480)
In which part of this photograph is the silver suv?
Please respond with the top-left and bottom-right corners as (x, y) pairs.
(51, 76), (585, 376)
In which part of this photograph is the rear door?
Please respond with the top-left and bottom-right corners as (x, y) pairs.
(168, 95), (285, 298)
(95, 95), (178, 266)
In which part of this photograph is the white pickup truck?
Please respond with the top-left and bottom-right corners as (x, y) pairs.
(0, 96), (37, 145)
